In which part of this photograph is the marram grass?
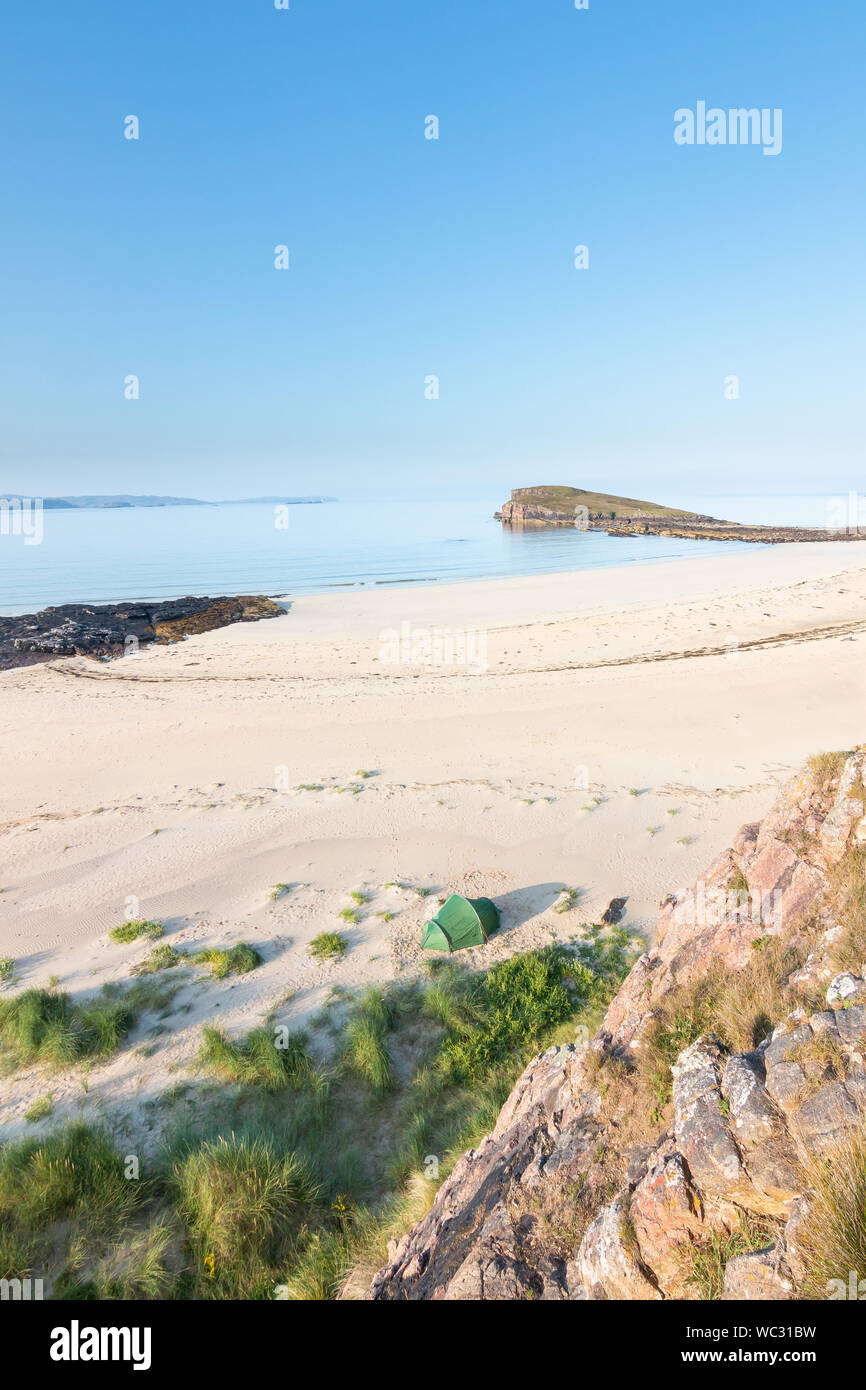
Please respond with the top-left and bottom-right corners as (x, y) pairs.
(0, 988), (135, 1070)
(198, 1026), (311, 1090)
(172, 1134), (318, 1295)
(193, 943), (261, 979)
(108, 919), (164, 945)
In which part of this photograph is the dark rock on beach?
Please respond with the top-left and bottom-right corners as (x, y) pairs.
(602, 897), (628, 924)
(0, 595), (284, 671)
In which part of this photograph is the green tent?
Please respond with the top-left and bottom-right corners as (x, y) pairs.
(421, 894), (500, 953)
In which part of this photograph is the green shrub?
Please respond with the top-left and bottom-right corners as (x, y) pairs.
(436, 945), (582, 1085)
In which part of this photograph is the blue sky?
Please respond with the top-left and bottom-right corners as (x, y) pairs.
(2, 0), (864, 502)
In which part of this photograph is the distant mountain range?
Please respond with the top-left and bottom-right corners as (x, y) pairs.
(1, 494), (337, 509)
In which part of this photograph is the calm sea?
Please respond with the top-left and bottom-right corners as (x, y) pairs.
(0, 490), (840, 616)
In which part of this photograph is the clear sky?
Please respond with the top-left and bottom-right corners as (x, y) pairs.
(2, 0), (864, 502)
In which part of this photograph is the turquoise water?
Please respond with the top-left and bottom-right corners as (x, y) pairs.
(0, 490), (809, 615)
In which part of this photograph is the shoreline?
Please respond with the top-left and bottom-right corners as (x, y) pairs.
(7, 536), (866, 655)
(269, 537), (866, 637)
(4, 527), (848, 624)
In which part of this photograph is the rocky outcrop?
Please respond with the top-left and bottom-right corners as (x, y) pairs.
(0, 596), (284, 670)
(496, 487), (709, 530)
(497, 487), (855, 543)
(366, 750), (866, 1300)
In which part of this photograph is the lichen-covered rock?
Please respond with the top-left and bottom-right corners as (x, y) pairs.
(827, 972), (866, 1007)
(364, 1043), (604, 1301)
(722, 1054), (801, 1205)
(722, 1244), (795, 1300)
(628, 1152), (708, 1297)
(818, 754), (866, 863)
(575, 1195), (661, 1300)
(791, 1081), (861, 1157)
(672, 1039), (755, 1203)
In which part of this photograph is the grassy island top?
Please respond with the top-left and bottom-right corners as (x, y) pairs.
(506, 485), (707, 519)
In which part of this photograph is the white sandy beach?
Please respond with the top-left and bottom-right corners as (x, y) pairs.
(2, 539), (866, 1143)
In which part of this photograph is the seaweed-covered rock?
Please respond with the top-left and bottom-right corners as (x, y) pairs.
(0, 595), (283, 670)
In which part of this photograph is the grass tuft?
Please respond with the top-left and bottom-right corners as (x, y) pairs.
(638, 937), (807, 1119)
(0, 1123), (143, 1234)
(309, 933), (347, 960)
(108, 919), (164, 945)
(343, 988), (396, 1094)
(193, 944), (262, 979)
(679, 1213), (780, 1299)
(198, 1026), (312, 1090)
(0, 988), (135, 1070)
(807, 749), (855, 798)
(797, 1122), (866, 1297)
(24, 1094), (53, 1123)
(172, 1135), (318, 1296)
(132, 944), (186, 975)
(829, 846), (866, 975)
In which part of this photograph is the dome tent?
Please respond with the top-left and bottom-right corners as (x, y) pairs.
(421, 894), (500, 952)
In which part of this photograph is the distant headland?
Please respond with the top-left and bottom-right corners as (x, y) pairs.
(1, 494), (337, 510)
(495, 486), (859, 543)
